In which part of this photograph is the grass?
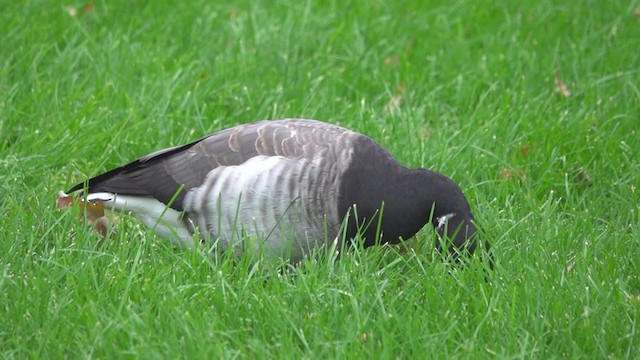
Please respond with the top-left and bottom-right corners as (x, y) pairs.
(1, 0), (639, 358)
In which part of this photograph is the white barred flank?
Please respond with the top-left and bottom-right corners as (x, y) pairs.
(182, 155), (342, 261)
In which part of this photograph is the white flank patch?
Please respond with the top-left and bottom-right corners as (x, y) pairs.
(183, 155), (339, 261)
(436, 213), (457, 231)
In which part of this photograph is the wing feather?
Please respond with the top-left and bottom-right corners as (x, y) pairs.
(68, 119), (356, 211)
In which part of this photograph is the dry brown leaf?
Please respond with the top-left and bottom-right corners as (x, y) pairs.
(65, 2), (93, 17)
(360, 333), (368, 342)
(566, 261), (576, 273)
(57, 191), (105, 219)
(56, 191), (75, 208)
(57, 190), (110, 237)
(404, 36), (416, 54)
(518, 144), (532, 157)
(499, 169), (526, 181)
(229, 7), (239, 20)
(421, 127), (434, 138)
(572, 168), (593, 186)
(384, 95), (402, 114)
(383, 83), (405, 114)
(82, 1), (94, 15)
(383, 55), (400, 67)
(635, 8), (640, 18)
(581, 307), (590, 318)
(395, 243), (413, 255)
(554, 71), (571, 97)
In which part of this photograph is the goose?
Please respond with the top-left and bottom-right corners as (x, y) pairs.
(60, 119), (486, 263)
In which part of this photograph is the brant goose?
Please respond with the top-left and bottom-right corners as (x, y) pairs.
(60, 119), (485, 263)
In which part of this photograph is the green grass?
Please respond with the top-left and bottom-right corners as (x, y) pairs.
(2, 0), (639, 358)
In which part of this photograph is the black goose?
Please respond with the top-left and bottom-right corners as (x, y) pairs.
(63, 119), (485, 262)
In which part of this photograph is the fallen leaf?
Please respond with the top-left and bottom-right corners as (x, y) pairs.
(404, 36), (416, 54)
(229, 7), (239, 20)
(91, 216), (109, 237)
(421, 127), (434, 138)
(566, 261), (576, 273)
(554, 71), (571, 97)
(82, 1), (94, 15)
(499, 169), (526, 181)
(518, 144), (532, 157)
(384, 95), (402, 114)
(383, 55), (400, 67)
(635, 8), (640, 18)
(383, 83), (405, 114)
(56, 191), (75, 208)
(57, 190), (110, 237)
(571, 168), (593, 186)
(360, 333), (368, 342)
(57, 191), (105, 219)
(395, 243), (414, 255)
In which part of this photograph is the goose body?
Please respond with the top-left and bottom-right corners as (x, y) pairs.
(66, 119), (482, 262)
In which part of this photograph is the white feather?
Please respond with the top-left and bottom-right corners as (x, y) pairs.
(91, 193), (195, 249)
(436, 213), (457, 230)
(183, 155), (339, 261)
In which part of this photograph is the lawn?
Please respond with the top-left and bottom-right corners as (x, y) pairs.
(1, 0), (639, 358)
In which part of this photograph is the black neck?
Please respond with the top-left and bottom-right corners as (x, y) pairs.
(339, 160), (473, 247)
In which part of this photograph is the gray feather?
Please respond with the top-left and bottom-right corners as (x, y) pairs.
(69, 119), (361, 211)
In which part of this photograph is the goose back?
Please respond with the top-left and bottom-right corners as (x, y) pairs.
(68, 119), (372, 259)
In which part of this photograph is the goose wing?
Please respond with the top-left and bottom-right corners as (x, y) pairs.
(67, 119), (355, 211)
